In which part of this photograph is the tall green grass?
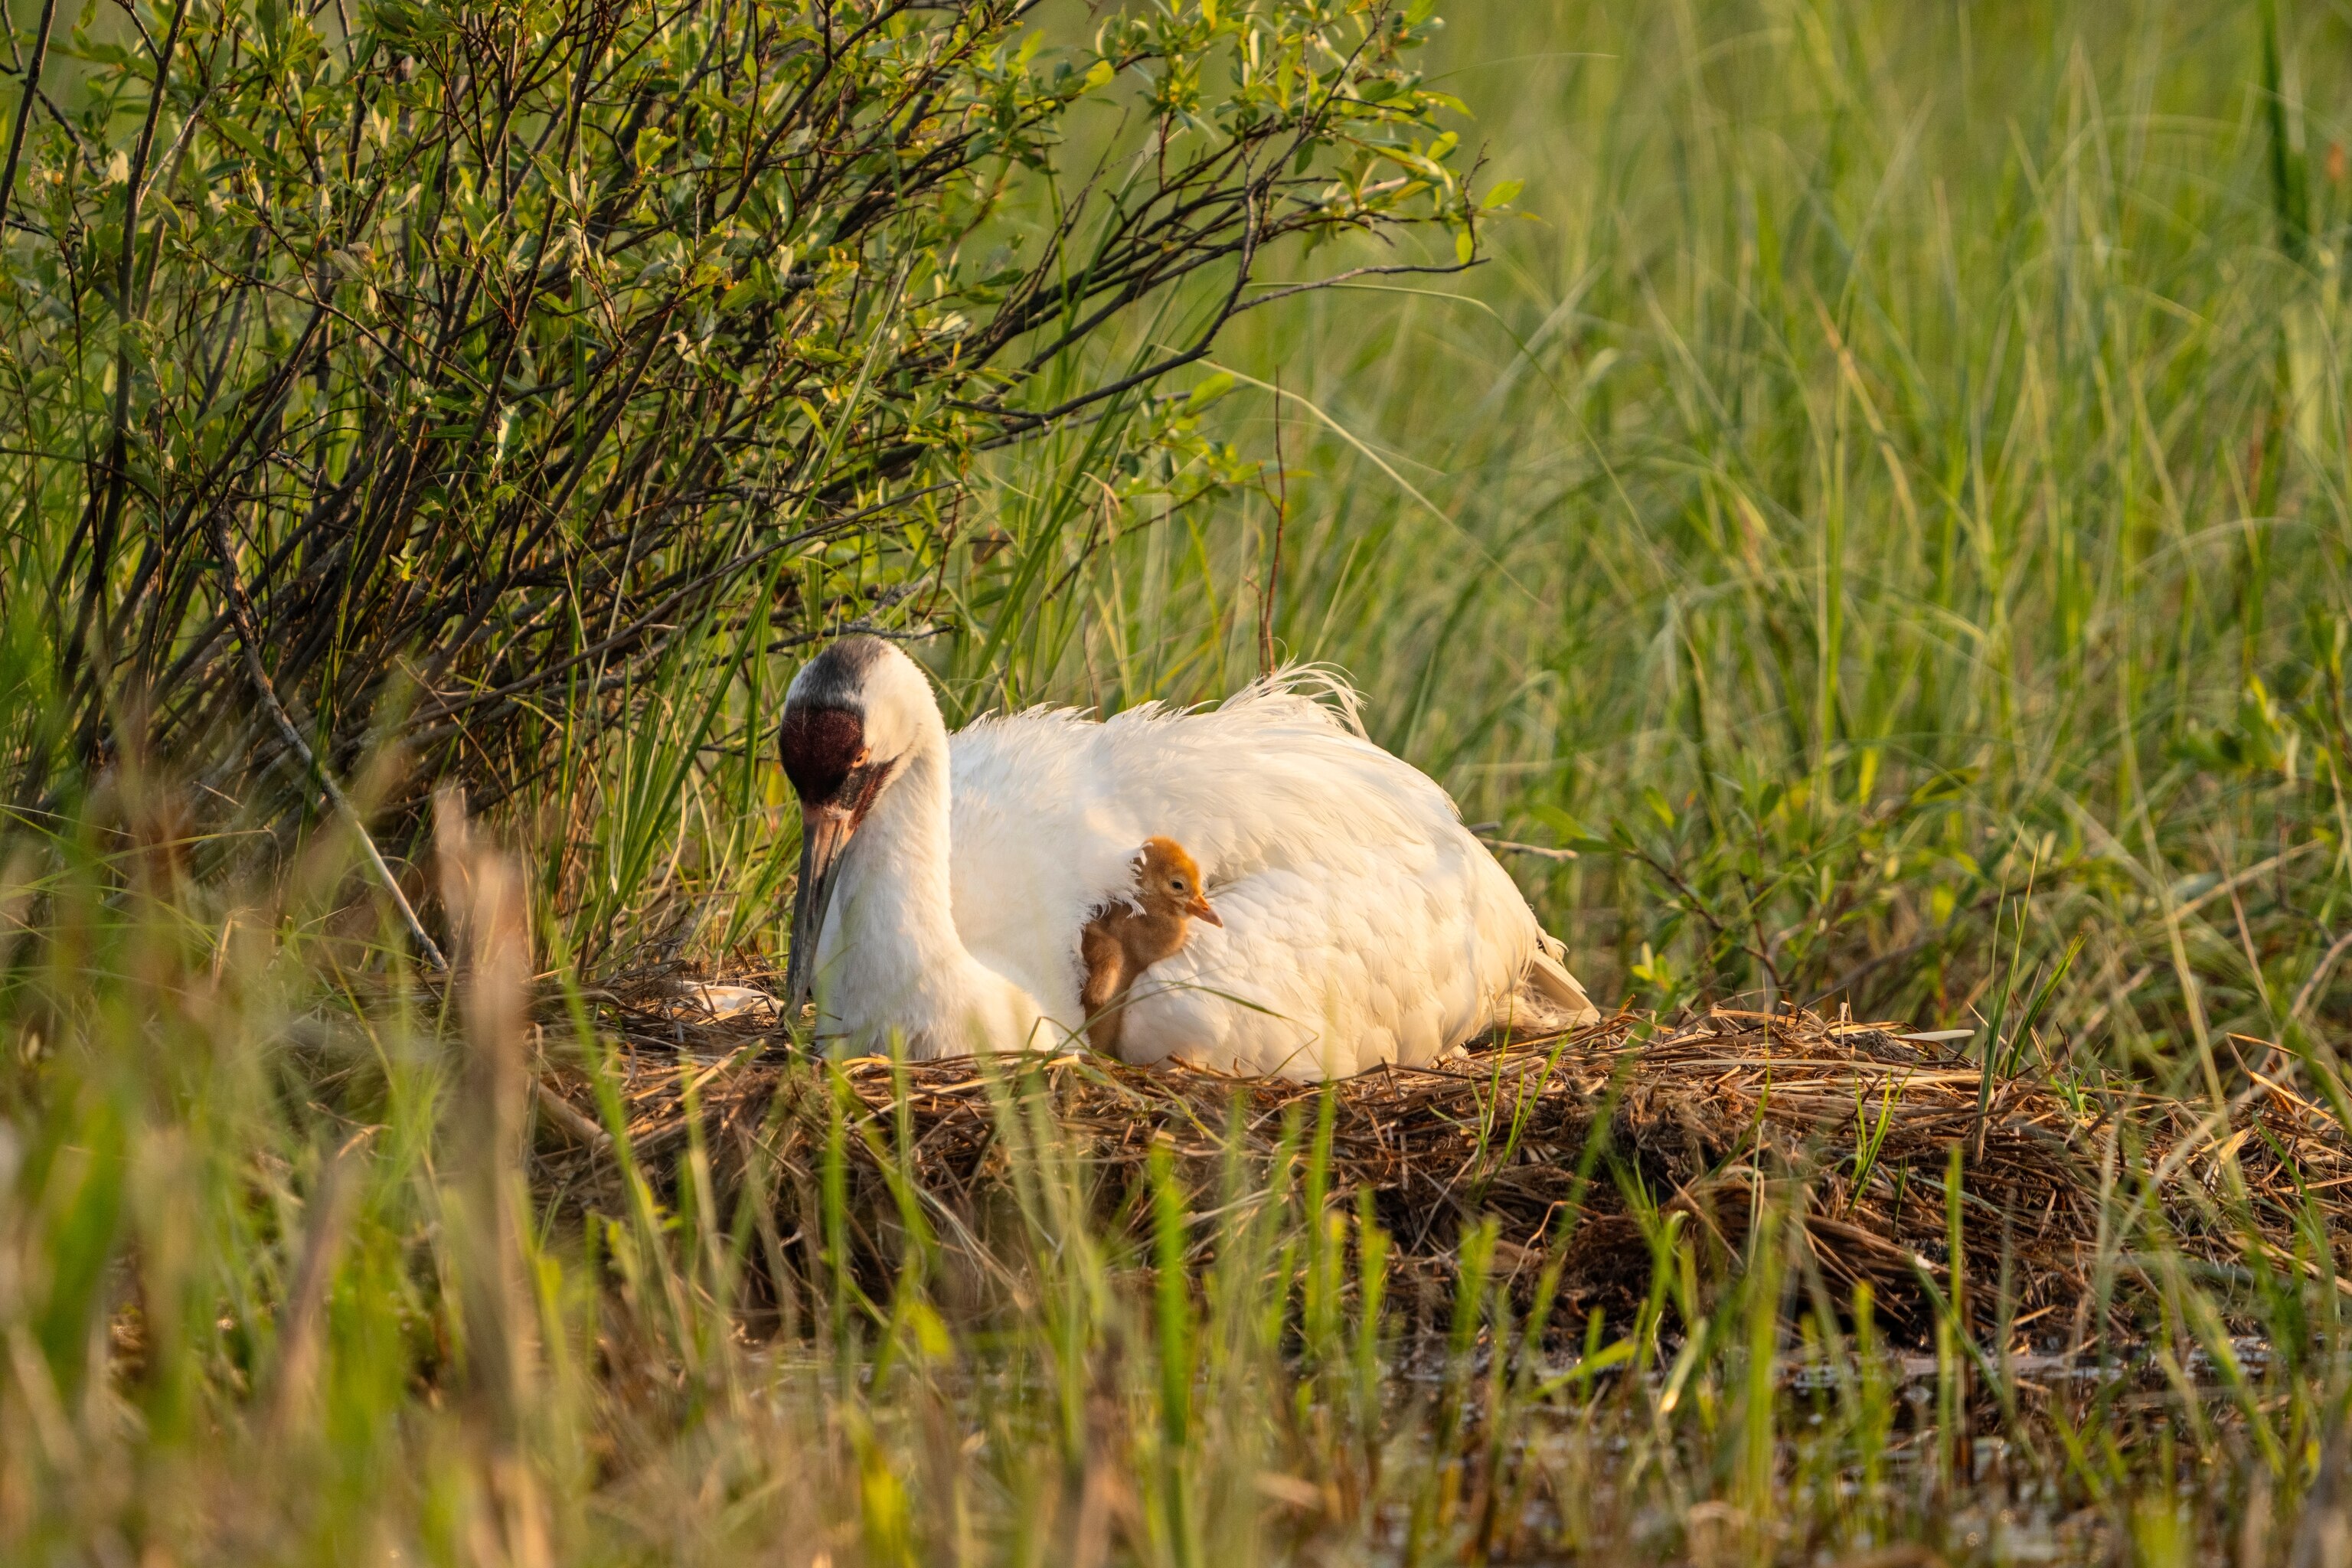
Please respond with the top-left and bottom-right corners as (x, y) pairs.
(946, 0), (2352, 1082)
(5, 833), (2347, 1563)
(7, 1), (2352, 1563)
(536, 0), (2352, 1083)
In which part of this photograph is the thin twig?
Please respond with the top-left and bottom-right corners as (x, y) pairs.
(1258, 364), (1285, 676)
(1481, 838), (1580, 863)
(0, 0), (59, 235)
(207, 506), (449, 972)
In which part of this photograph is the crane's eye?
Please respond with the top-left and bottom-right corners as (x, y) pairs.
(1170, 878), (1187, 893)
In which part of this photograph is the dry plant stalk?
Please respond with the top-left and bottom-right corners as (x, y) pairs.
(433, 788), (550, 1568)
(261, 1140), (362, 1439)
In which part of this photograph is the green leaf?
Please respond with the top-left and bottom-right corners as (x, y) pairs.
(1183, 371), (1235, 414)
(1907, 766), (1980, 805)
(208, 116), (273, 165)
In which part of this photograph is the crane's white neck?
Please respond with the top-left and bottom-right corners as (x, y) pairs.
(834, 736), (959, 974)
(817, 718), (1050, 1054)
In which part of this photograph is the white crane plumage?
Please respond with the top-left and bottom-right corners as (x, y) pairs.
(777, 636), (1598, 1080)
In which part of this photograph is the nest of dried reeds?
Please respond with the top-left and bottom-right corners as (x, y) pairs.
(531, 981), (2350, 1341)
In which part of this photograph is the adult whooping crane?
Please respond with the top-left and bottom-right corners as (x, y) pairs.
(778, 635), (1599, 1080)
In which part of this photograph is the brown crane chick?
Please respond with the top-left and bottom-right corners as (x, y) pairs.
(1080, 836), (1220, 1055)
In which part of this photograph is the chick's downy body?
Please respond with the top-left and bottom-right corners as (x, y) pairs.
(1079, 836), (1220, 1055)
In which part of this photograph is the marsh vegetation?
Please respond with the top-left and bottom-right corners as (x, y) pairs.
(2, 0), (2351, 1562)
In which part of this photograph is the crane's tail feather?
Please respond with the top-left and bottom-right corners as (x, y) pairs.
(1523, 933), (1602, 1028)
(1215, 662), (1367, 737)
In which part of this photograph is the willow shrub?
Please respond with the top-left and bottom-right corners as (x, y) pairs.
(0, 0), (1491, 905)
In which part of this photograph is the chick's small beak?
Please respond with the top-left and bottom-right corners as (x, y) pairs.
(1188, 893), (1222, 927)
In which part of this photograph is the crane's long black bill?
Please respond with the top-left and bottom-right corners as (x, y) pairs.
(786, 807), (856, 1008)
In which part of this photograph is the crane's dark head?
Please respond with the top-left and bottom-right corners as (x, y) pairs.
(777, 635), (935, 1004)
